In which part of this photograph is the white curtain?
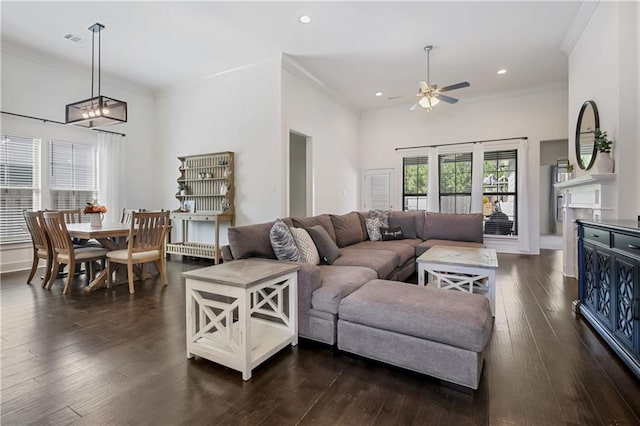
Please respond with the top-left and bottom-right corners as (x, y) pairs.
(97, 132), (125, 224)
(517, 139), (529, 252)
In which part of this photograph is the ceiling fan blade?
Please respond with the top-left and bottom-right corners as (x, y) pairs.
(409, 102), (420, 111)
(434, 93), (459, 104)
(438, 81), (470, 93)
(418, 81), (429, 92)
(387, 94), (418, 100)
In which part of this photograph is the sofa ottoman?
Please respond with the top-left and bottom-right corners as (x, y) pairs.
(337, 279), (493, 390)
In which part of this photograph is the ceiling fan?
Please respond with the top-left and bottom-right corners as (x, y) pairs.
(388, 45), (470, 111)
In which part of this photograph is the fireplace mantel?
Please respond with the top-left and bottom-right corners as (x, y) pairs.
(554, 173), (617, 277)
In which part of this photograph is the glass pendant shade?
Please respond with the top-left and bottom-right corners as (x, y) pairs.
(418, 96), (439, 108)
(66, 95), (127, 128)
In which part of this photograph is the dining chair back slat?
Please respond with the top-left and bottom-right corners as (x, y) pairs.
(121, 208), (145, 225)
(23, 210), (53, 285)
(43, 212), (74, 256)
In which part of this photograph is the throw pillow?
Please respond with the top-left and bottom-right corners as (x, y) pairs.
(380, 226), (404, 241)
(290, 227), (320, 265)
(365, 217), (383, 241)
(269, 218), (300, 262)
(368, 209), (390, 227)
(388, 215), (417, 239)
(306, 225), (341, 264)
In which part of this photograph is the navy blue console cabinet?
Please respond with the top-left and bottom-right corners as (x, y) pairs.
(577, 219), (640, 378)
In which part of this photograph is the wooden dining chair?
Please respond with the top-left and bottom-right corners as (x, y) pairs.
(120, 208), (145, 225)
(57, 208), (83, 224)
(107, 211), (170, 294)
(23, 210), (53, 286)
(42, 211), (108, 294)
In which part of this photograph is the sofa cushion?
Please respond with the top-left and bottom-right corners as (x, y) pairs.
(311, 265), (377, 315)
(307, 225), (341, 265)
(330, 212), (365, 247)
(339, 279), (493, 352)
(390, 210), (426, 239)
(388, 215), (416, 239)
(292, 214), (337, 243)
(356, 212), (370, 241)
(423, 213), (483, 243)
(380, 227), (403, 241)
(365, 217), (383, 241)
(290, 227), (320, 265)
(228, 222), (276, 260)
(368, 209), (390, 227)
(269, 219), (300, 262)
(334, 247), (398, 279)
(349, 240), (417, 267)
(416, 239), (485, 257)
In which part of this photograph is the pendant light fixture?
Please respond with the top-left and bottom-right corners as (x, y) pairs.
(65, 23), (127, 127)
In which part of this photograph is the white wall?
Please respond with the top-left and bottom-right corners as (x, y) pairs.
(282, 66), (361, 216)
(155, 57), (283, 246)
(360, 87), (569, 254)
(568, 1), (640, 218)
(0, 47), (157, 272)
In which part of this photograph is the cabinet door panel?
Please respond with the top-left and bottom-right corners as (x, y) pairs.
(582, 242), (598, 312)
(613, 255), (638, 351)
(595, 249), (613, 328)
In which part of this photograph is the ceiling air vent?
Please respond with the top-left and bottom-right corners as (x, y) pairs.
(64, 34), (82, 42)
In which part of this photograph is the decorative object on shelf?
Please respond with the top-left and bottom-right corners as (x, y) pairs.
(84, 200), (107, 227)
(223, 167), (231, 178)
(220, 183), (228, 195)
(65, 23), (127, 128)
(178, 183), (187, 196)
(567, 163), (574, 179)
(593, 128), (614, 173)
(575, 100), (599, 170)
(183, 200), (195, 213)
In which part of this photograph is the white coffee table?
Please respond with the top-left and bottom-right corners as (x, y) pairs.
(182, 259), (300, 380)
(416, 245), (498, 316)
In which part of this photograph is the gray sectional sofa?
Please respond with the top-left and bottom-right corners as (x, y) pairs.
(222, 210), (485, 345)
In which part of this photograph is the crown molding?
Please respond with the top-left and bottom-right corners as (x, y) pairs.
(561, 1), (600, 55)
(281, 54), (360, 116)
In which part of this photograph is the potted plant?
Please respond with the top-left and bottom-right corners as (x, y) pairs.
(593, 128), (614, 173)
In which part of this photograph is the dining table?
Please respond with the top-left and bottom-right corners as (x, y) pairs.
(66, 222), (134, 292)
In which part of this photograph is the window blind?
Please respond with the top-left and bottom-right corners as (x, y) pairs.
(0, 134), (41, 244)
(49, 140), (97, 211)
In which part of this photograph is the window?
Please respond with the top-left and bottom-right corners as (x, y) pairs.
(0, 134), (40, 244)
(49, 141), (97, 212)
(402, 156), (428, 210)
(483, 150), (517, 235)
(439, 153), (472, 213)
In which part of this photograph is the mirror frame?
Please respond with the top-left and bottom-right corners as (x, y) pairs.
(575, 100), (600, 170)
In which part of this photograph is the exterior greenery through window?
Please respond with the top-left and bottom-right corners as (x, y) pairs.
(402, 156), (428, 210)
(439, 153), (472, 213)
(483, 150), (517, 235)
(0, 134), (40, 243)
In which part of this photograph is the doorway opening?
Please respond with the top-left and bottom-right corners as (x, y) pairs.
(289, 131), (312, 217)
(539, 138), (568, 250)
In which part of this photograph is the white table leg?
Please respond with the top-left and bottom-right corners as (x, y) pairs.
(487, 269), (496, 316)
(418, 263), (426, 286)
(241, 291), (252, 381)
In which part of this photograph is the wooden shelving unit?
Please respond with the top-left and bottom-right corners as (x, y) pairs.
(166, 151), (235, 263)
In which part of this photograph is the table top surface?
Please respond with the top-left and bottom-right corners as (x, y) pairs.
(66, 222), (131, 238)
(182, 259), (300, 288)
(417, 245), (498, 269)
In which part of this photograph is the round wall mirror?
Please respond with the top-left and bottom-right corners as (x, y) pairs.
(575, 100), (599, 170)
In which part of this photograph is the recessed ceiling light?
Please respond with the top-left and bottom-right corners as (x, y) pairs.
(375, 92), (383, 97)
(497, 69), (507, 75)
(299, 15), (311, 24)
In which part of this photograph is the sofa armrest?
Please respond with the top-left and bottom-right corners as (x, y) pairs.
(297, 263), (322, 338)
(221, 245), (234, 262)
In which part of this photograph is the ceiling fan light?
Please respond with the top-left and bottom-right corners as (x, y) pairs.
(419, 96), (439, 108)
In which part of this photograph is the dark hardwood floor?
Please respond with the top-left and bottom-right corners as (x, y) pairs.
(1, 250), (639, 425)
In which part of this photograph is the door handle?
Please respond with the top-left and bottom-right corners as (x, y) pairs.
(627, 244), (639, 250)
(590, 234), (599, 237)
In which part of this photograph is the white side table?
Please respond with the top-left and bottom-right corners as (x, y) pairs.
(182, 259), (300, 380)
(416, 245), (498, 316)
